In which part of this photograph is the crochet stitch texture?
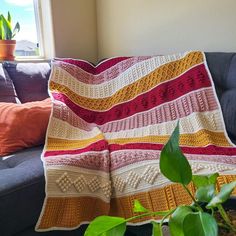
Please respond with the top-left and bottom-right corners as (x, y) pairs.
(36, 51), (236, 231)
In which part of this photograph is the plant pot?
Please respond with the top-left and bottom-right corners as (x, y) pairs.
(0, 40), (16, 61)
(222, 196), (236, 211)
(161, 197), (236, 236)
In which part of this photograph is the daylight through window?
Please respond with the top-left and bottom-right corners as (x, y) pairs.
(1, 0), (42, 57)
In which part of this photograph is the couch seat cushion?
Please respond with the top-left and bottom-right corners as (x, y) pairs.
(0, 146), (45, 236)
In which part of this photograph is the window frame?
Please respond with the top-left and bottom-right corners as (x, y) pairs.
(15, 0), (46, 60)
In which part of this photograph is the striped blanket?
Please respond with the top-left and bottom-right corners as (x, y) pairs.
(36, 51), (236, 231)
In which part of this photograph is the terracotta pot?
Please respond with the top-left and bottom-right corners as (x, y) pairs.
(0, 40), (16, 61)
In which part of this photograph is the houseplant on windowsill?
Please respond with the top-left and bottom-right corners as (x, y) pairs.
(0, 11), (20, 61)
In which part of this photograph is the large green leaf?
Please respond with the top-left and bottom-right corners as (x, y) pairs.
(183, 212), (218, 236)
(195, 184), (215, 203)
(207, 181), (236, 208)
(84, 216), (126, 236)
(152, 221), (162, 236)
(193, 174), (219, 203)
(160, 122), (192, 185)
(169, 206), (193, 236)
(106, 223), (126, 236)
(192, 173), (219, 188)
(133, 200), (149, 213)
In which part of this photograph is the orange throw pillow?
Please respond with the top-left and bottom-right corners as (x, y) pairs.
(0, 98), (51, 156)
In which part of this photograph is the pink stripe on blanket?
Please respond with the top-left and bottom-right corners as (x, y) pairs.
(52, 88), (218, 132)
(45, 152), (110, 172)
(52, 64), (211, 125)
(44, 149), (236, 171)
(56, 56), (151, 84)
(52, 102), (94, 131)
(110, 150), (236, 171)
(55, 57), (131, 74)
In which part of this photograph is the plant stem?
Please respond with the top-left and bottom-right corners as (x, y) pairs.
(181, 184), (202, 210)
(218, 222), (231, 231)
(217, 204), (236, 233)
(126, 209), (176, 236)
(211, 208), (214, 216)
(160, 209), (176, 226)
(125, 210), (171, 222)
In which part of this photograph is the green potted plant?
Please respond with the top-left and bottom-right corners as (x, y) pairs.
(85, 123), (236, 236)
(0, 11), (20, 61)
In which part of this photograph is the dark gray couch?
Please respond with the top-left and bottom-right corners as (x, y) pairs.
(0, 53), (236, 236)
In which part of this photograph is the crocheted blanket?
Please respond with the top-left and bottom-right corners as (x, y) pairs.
(36, 51), (236, 231)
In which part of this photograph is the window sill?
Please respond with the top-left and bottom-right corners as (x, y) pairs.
(14, 56), (50, 62)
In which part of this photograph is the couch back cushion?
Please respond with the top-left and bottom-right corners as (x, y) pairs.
(3, 62), (50, 103)
(206, 53), (236, 143)
(0, 63), (18, 103)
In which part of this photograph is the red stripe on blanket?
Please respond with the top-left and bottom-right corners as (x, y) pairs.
(55, 57), (131, 74)
(109, 143), (236, 156)
(52, 88), (218, 132)
(44, 141), (236, 158)
(57, 57), (151, 85)
(52, 64), (211, 125)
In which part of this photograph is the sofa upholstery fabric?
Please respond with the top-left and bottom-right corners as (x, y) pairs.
(0, 147), (45, 236)
(0, 63), (18, 103)
(3, 62), (50, 103)
(206, 53), (236, 142)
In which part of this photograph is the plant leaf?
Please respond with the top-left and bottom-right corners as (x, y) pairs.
(12, 22), (20, 38)
(192, 173), (219, 188)
(160, 122), (192, 185)
(1, 14), (12, 40)
(195, 184), (215, 203)
(183, 212), (218, 236)
(106, 223), (126, 236)
(169, 206), (193, 236)
(152, 221), (162, 236)
(7, 11), (11, 23)
(84, 216), (126, 236)
(206, 181), (236, 208)
(133, 200), (149, 213)
(0, 16), (4, 40)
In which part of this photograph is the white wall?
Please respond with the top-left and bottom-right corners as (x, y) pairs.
(50, 0), (97, 62)
(96, 0), (236, 59)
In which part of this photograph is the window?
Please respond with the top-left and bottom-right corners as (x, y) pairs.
(1, 0), (44, 58)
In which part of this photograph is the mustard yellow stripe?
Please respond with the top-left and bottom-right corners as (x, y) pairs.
(36, 197), (109, 229)
(50, 52), (204, 111)
(110, 175), (236, 222)
(46, 130), (231, 151)
(37, 175), (235, 230)
(46, 133), (104, 151)
(108, 130), (231, 147)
